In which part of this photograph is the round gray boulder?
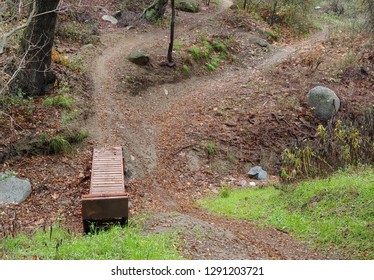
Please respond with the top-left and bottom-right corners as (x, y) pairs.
(0, 173), (31, 205)
(307, 86), (340, 121)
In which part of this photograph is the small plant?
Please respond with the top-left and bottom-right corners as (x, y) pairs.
(73, 131), (88, 143)
(61, 110), (80, 126)
(220, 184), (231, 198)
(49, 136), (72, 154)
(174, 40), (183, 51)
(44, 95), (75, 109)
(0, 89), (28, 108)
(188, 45), (202, 60)
(204, 141), (216, 157)
(0, 170), (18, 180)
(181, 64), (190, 75)
(64, 55), (83, 72)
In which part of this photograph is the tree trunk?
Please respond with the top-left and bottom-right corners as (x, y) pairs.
(143, 0), (168, 21)
(16, 0), (60, 96)
(167, 0), (176, 66)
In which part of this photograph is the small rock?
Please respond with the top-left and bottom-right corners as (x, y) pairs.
(249, 182), (256, 187)
(257, 39), (270, 48)
(247, 166), (268, 180)
(127, 50), (150, 66)
(240, 180), (248, 187)
(307, 86), (340, 121)
(126, 25), (135, 31)
(102, 15), (118, 25)
(80, 44), (95, 51)
(0, 173), (31, 205)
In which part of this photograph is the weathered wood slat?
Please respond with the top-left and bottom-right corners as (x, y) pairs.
(82, 146), (128, 233)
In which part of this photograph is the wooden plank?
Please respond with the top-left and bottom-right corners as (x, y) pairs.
(82, 146), (128, 232)
(82, 196), (128, 220)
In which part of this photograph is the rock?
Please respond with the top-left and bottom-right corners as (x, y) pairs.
(102, 15), (118, 25)
(247, 166), (268, 180)
(175, 0), (200, 13)
(0, 173), (31, 205)
(80, 44), (95, 51)
(257, 39), (270, 48)
(127, 50), (150, 66)
(249, 182), (256, 187)
(112, 10), (122, 19)
(307, 86), (340, 121)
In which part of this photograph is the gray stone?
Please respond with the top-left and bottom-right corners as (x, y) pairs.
(257, 39), (270, 48)
(175, 0), (199, 13)
(127, 50), (150, 66)
(102, 15), (118, 25)
(0, 173), (31, 204)
(247, 166), (268, 180)
(307, 86), (340, 121)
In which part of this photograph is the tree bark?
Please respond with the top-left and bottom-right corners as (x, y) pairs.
(167, 0), (176, 66)
(15, 0), (60, 96)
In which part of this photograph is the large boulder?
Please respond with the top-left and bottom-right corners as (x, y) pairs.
(307, 86), (340, 121)
(175, 0), (199, 13)
(127, 50), (150, 66)
(0, 173), (31, 205)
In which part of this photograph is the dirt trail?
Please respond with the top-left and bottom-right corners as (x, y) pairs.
(85, 2), (330, 259)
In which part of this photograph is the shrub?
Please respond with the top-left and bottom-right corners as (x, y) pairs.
(281, 110), (374, 181)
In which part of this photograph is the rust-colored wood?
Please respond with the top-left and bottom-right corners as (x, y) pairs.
(81, 146), (128, 233)
(82, 196), (128, 220)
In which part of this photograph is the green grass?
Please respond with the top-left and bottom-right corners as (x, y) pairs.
(49, 136), (72, 154)
(0, 224), (182, 260)
(199, 167), (374, 259)
(44, 94), (75, 109)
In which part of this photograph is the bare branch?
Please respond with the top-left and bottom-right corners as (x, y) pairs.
(0, 0), (36, 54)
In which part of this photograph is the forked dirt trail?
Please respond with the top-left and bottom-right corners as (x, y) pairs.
(85, 2), (331, 259)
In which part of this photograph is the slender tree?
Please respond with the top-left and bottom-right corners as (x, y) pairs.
(14, 0), (60, 96)
(167, 0), (176, 67)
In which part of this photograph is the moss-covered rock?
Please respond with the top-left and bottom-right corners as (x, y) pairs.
(175, 0), (199, 13)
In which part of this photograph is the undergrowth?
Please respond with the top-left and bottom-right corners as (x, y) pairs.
(281, 111), (374, 181)
(184, 35), (236, 72)
(0, 223), (182, 260)
(200, 166), (374, 259)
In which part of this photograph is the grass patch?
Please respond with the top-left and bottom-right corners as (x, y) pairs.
(199, 167), (374, 259)
(0, 224), (182, 260)
(185, 36), (234, 72)
(44, 95), (75, 109)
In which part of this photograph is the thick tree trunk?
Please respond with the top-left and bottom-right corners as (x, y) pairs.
(16, 0), (60, 96)
(143, 0), (168, 21)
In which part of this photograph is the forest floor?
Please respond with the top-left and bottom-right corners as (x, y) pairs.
(1, 0), (373, 259)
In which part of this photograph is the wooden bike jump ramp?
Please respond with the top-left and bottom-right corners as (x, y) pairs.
(81, 146), (128, 233)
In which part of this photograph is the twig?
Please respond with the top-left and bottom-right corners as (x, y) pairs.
(173, 143), (196, 155)
(0, 0), (36, 54)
